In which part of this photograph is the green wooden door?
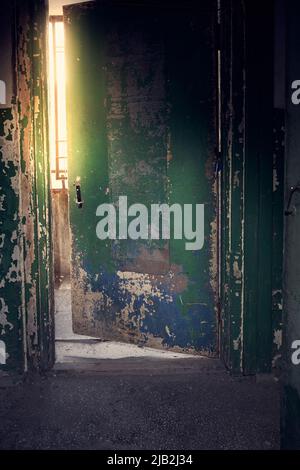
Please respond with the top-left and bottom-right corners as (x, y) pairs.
(64, 1), (218, 353)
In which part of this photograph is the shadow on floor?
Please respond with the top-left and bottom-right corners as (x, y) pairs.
(11, 279), (277, 450)
(0, 356), (280, 450)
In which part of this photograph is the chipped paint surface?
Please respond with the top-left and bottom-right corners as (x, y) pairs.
(233, 259), (242, 281)
(273, 168), (280, 193)
(233, 334), (242, 351)
(0, 298), (14, 331)
(282, 1), (300, 447)
(65, 2), (217, 354)
(0, 103), (23, 370)
(0, 0), (54, 372)
(273, 329), (282, 350)
(220, 1), (245, 373)
(271, 110), (284, 367)
(220, 1), (282, 374)
(0, 340), (6, 364)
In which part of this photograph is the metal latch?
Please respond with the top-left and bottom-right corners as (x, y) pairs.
(285, 184), (300, 216)
(74, 177), (83, 209)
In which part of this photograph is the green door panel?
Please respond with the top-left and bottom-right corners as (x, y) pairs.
(64, 1), (217, 353)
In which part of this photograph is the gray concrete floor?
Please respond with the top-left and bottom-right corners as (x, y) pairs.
(0, 281), (280, 450)
(0, 358), (280, 450)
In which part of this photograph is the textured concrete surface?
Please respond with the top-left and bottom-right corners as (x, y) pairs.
(0, 283), (279, 450)
(0, 358), (280, 450)
(56, 340), (202, 362)
(55, 280), (97, 341)
(55, 281), (206, 361)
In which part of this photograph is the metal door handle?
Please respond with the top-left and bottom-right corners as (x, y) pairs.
(285, 184), (300, 216)
(74, 177), (83, 209)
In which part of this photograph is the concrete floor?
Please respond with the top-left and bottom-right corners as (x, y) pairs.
(0, 358), (280, 450)
(0, 281), (280, 450)
(55, 280), (207, 362)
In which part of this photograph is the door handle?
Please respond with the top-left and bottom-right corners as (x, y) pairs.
(74, 177), (83, 209)
(285, 184), (300, 216)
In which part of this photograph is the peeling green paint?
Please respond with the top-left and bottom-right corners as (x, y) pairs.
(0, 107), (23, 370)
(220, 0), (283, 375)
(0, 0), (54, 372)
(65, 1), (218, 353)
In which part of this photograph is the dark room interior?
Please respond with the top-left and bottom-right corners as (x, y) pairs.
(0, 0), (300, 453)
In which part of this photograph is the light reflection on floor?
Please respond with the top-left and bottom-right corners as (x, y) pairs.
(55, 279), (203, 364)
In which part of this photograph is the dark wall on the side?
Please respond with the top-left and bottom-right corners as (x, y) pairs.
(281, 0), (300, 450)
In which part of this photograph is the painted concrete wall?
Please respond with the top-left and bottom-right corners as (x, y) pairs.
(281, 0), (300, 449)
(0, 0), (54, 372)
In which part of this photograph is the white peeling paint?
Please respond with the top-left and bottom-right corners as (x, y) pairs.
(0, 113), (19, 195)
(165, 325), (175, 339)
(0, 194), (5, 211)
(6, 244), (21, 282)
(233, 334), (241, 351)
(273, 329), (282, 350)
(273, 168), (280, 192)
(0, 233), (5, 248)
(233, 259), (242, 281)
(233, 170), (240, 189)
(10, 230), (17, 242)
(0, 340), (6, 364)
(0, 298), (13, 331)
(117, 270), (173, 303)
